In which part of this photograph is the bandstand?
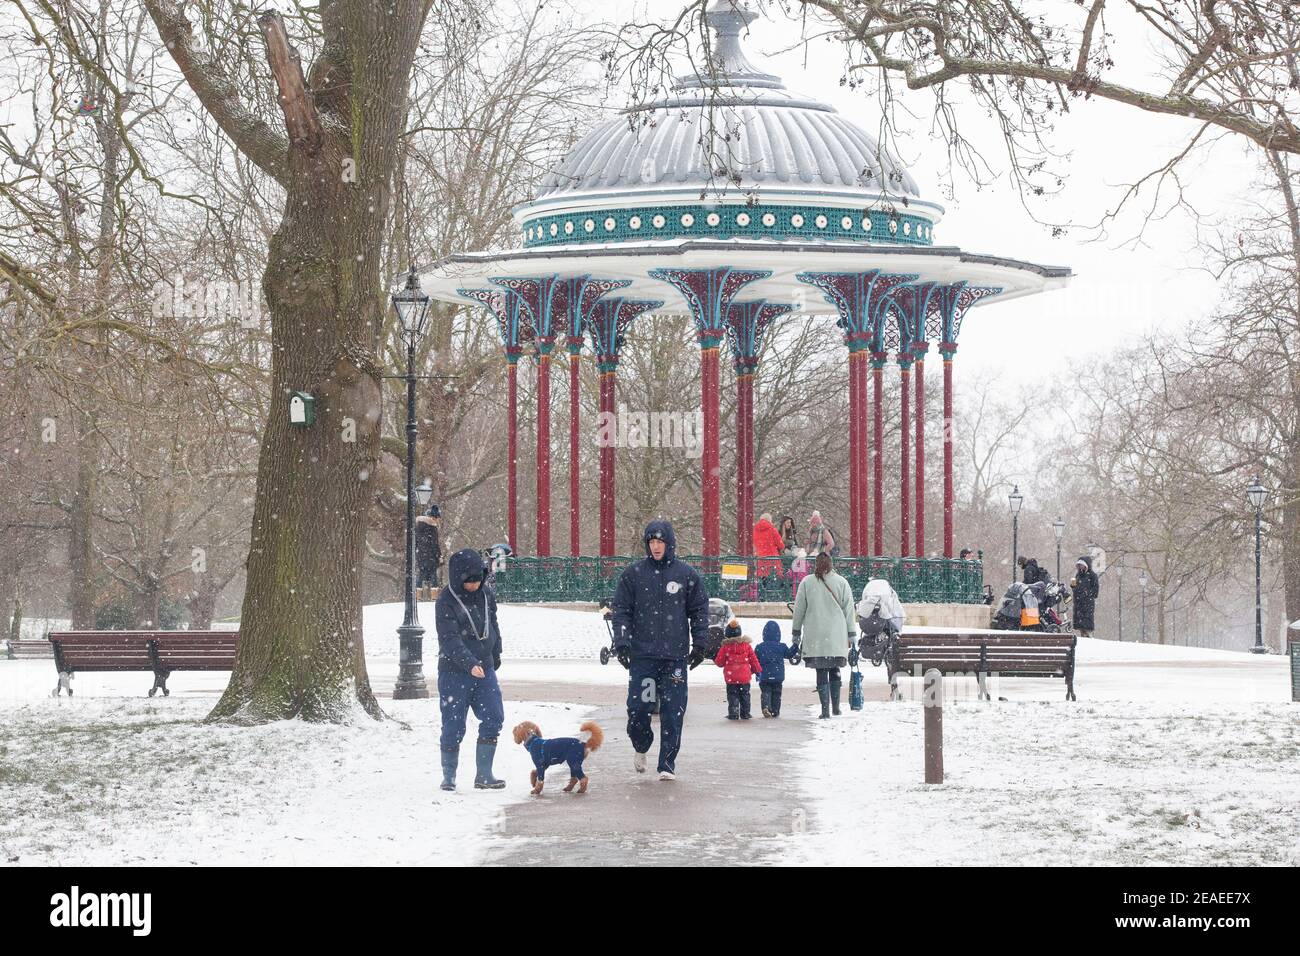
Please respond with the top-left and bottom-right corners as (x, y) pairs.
(419, 0), (1071, 607)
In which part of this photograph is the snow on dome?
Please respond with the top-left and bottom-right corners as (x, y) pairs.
(533, 0), (920, 203)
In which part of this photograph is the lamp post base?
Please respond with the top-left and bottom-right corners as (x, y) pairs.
(1249, 645), (1269, 655)
(394, 623), (430, 699)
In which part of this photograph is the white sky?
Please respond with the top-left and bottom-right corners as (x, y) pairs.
(583, 0), (1258, 386)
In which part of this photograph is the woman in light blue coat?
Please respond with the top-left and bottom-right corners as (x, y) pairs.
(791, 552), (857, 718)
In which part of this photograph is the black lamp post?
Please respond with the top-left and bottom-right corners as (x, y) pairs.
(392, 266), (432, 700)
(1247, 475), (1268, 654)
(1052, 517), (1065, 581)
(1008, 485), (1024, 582)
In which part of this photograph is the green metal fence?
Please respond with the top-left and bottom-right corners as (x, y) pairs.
(491, 555), (984, 605)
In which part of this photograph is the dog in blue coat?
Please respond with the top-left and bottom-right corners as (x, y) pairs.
(512, 720), (604, 795)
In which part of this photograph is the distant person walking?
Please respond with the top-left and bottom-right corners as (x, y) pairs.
(415, 503), (443, 594)
(753, 512), (785, 577)
(805, 511), (839, 557)
(610, 519), (710, 780)
(1070, 557), (1100, 637)
(714, 621), (761, 720)
(791, 553), (856, 719)
(754, 620), (795, 717)
(779, 515), (799, 556)
(1019, 556), (1050, 585)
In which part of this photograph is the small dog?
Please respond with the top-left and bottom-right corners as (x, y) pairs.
(512, 720), (604, 795)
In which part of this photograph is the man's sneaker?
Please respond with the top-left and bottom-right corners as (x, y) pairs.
(658, 770), (676, 781)
(762, 708), (773, 718)
(633, 752), (647, 773)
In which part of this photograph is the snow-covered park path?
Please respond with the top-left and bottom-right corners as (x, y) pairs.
(480, 670), (830, 866)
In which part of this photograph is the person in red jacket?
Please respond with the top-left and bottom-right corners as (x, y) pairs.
(714, 621), (762, 720)
(753, 512), (785, 578)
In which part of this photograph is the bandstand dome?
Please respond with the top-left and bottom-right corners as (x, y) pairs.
(420, 0), (1069, 310)
(414, 0), (1073, 568)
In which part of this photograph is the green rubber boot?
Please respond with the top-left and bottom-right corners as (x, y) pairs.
(830, 680), (842, 716)
(440, 748), (458, 792)
(474, 738), (506, 790)
(817, 685), (831, 719)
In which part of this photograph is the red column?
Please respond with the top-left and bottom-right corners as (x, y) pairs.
(915, 349), (926, 557)
(702, 342), (721, 557)
(872, 356), (885, 556)
(942, 346), (956, 558)
(736, 369), (753, 555)
(899, 358), (912, 557)
(536, 344), (553, 556)
(858, 350), (870, 554)
(598, 369), (616, 557)
(506, 353), (520, 554)
(847, 350), (860, 556)
(568, 344), (582, 556)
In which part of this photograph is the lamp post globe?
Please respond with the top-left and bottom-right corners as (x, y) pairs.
(393, 267), (432, 700)
(415, 479), (434, 509)
(1246, 476), (1268, 653)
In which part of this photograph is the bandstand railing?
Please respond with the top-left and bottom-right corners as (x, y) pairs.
(490, 555), (984, 605)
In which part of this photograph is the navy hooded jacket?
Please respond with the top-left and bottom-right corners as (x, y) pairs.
(435, 548), (502, 673)
(610, 520), (710, 661)
(754, 620), (795, 683)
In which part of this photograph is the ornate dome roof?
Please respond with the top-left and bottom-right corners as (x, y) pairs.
(533, 1), (921, 203)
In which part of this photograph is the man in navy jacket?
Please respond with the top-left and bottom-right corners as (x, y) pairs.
(610, 519), (710, 779)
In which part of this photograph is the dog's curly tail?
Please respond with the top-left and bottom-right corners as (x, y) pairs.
(580, 720), (604, 754)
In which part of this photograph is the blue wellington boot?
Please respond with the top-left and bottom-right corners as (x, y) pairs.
(440, 748), (458, 792)
(474, 738), (506, 790)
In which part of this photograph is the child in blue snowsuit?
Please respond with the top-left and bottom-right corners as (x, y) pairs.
(754, 620), (796, 717)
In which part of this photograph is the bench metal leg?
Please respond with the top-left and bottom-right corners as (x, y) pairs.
(149, 670), (170, 698)
(977, 670), (991, 702)
(1065, 677), (1076, 702)
(888, 671), (902, 702)
(53, 671), (72, 697)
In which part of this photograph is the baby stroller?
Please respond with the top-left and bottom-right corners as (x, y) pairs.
(856, 607), (898, 667)
(597, 598), (616, 665)
(481, 542), (512, 591)
(704, 596), (734, 662)
(1040, 581), (1071, 632)
(993, 581), (1068, 632)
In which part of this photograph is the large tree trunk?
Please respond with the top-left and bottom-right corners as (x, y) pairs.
(66, 435), (98, 628)
(201, 4), (426, 723)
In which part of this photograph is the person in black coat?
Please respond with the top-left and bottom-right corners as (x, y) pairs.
(610, 519), (710, 780)
(1070, 556), (1100, 636)
(415, 503), (443, 591)
(1018, 556), (1051, 585)
(434, 547), (504, 792)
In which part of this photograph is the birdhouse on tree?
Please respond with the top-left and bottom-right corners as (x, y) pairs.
(289, 391), (315, 427)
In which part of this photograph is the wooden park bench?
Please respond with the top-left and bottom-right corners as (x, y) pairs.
(877, 629), (1077, 701)
(48, 630), (239, 698)
(5, 639), (56, 660)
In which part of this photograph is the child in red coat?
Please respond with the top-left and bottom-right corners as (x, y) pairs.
(714, 621), (762, 720)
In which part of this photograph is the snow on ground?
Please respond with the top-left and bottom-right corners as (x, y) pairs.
(4, 601), (1296, 866)
(0, 686), (589, 866)
(793, 698), (1299, 866)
